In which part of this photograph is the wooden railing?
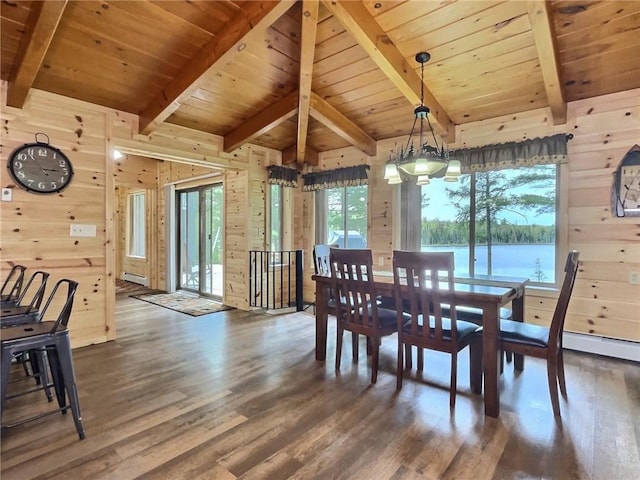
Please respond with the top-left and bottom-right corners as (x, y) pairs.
(248, 250), (303, 311)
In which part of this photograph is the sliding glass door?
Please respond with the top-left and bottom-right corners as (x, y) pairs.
(177, 184), (223, 299)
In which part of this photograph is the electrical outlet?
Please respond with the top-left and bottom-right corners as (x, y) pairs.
(378, 256), (385, 266)
(630, 271), (640, 285)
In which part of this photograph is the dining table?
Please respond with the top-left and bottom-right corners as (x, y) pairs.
(312, 271), (529, 418)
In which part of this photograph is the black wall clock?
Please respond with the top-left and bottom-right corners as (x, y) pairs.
(7, 133), (74, 194)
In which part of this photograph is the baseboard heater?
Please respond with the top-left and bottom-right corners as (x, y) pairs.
(563, 332), (640, 362)
(121, 272), (148, 287)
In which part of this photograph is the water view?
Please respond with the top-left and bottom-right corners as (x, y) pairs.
(421, 244), (555, 283)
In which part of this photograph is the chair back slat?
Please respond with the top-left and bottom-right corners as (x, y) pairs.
(393, 251), (459, 346)
(313, 245), (331, 276)
(548, 251), (580, 350)
(34, 279), (79, 332)
(329, 248), (378, 330)
(16, 271), (50, 312)
(1, 265), (27, 303)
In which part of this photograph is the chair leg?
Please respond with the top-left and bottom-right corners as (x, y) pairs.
(405, 345), (412, 370)
(55, 336), (86, 440)
(335, 326), (343, 370)
(450, 352), (458, 408)
(506, 351), (513, 363)
(500, 349), (505, 374)
(547, 358), (561, 417)
(352, 333), (359, 363)
(46, 347), (68, 414)
(557, 349), (567, 397)
(469, 337), (483, 394)
(34, 349), (53, 402)
(396, 337), (403, 390)
(1, 348), (13, 415)
(417, 347), (424, 371)
(370, 336), (379, 384)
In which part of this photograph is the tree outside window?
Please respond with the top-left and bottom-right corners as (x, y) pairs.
(421, 164), (557, 284)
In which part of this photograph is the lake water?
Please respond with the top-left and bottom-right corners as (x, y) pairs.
(421, 244), (556, 283)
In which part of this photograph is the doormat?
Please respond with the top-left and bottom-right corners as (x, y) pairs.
(132, 291), (232, 316)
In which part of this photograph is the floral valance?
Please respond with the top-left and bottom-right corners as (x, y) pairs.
(266, 165), (298, 188)
(453, 133), (572, 173)
(302, 165), (370, 191)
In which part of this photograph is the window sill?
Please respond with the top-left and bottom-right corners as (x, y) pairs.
(127, 255), (146, 260)
(525, 285), (558, 297)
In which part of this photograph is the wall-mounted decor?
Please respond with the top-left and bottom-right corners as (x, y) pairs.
(7, 132), (74, 194)
(613, 144), (640, 217)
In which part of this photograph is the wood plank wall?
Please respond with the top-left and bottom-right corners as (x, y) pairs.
(300, 89), (640, 343)
(0, 85), (131, 347)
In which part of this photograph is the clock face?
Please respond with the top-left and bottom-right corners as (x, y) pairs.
(7, 143), (74, 194)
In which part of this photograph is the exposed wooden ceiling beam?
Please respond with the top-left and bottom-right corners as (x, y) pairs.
(6, 0), (68, 108)
(283, 143), (318, 166)
(527, 0), (566, 124)
(322, 0), (455, 143)
(138, 1), (294, 135)
(224, 90), (299, 153)
(310, 92), (377, 157)
(296, 0), (320, 163)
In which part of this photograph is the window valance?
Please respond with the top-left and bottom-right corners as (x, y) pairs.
(453, 133), (572, 173)
(302, 165), (370, 191)
(266, 165), (298, 188)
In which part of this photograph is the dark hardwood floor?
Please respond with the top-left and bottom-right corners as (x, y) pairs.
(1, 296), (639, 479)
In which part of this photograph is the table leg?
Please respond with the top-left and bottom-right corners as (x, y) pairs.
(512, 293), (525, 371)
(315, 283), (328, 361)
(482, 304), (500, 418)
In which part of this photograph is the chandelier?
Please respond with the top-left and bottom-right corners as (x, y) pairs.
(384, 52), (461, 186)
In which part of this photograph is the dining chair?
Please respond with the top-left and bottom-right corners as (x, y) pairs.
(1, 278), (85, 439)
(0, 270), (50, 326)
(495, 250), (580, 417)
(393, 250), (482, 407)
(329, 248), (406, 384)
(0, 264), (27, 308)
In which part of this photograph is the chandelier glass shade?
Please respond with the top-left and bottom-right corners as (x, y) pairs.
(384, 52), (461, 186)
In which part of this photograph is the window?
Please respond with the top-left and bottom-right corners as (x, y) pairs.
(269, 184), (282, 252)
(420, 164), (558, 284)
(325, 185), (368, 248)
(128, 191), (146, 258)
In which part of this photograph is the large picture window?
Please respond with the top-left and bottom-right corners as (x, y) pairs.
(269, 184), (282, 252)
(128, 191), (146, 258)
(421, 164), (558, 284)
(324, 185), (368, 248)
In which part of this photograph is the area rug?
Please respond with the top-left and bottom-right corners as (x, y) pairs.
(132, 291), (232, 316)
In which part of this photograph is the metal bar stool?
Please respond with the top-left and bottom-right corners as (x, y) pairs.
(1, 279), (85, 440)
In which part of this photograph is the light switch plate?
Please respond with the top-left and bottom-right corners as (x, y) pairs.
(70, 224), (97, 237)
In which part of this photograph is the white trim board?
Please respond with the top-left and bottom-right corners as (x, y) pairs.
(563, 332), (640, 362)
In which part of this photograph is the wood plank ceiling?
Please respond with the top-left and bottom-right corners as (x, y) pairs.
(2, 0), (639, 168)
